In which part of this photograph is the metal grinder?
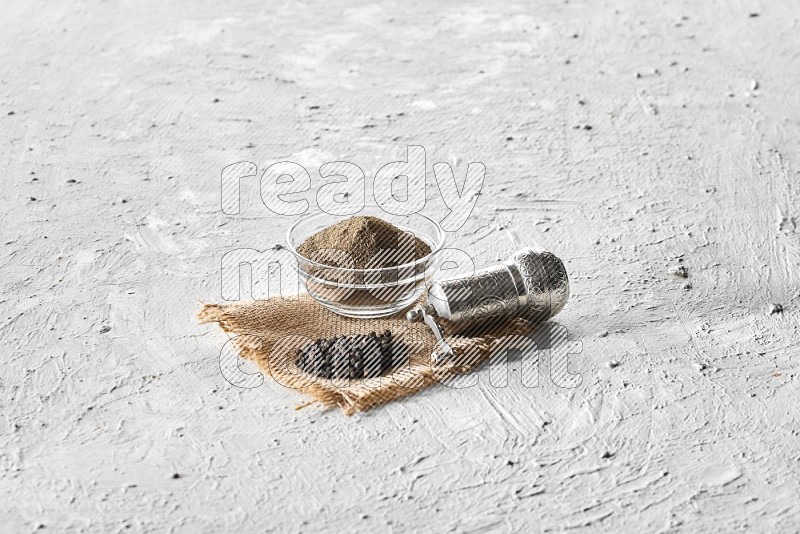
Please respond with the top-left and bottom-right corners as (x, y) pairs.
(406, 247), (570, 363)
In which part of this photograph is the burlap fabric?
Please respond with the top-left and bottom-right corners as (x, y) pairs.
(198, 296), (532, 415)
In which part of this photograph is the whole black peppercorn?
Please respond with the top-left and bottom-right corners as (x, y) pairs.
(296, 331), (403, 379)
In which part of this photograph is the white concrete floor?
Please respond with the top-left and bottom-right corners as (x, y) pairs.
(2, 0), (799, 531)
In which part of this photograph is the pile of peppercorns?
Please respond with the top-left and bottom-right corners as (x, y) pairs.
(295, 330), (398, 379)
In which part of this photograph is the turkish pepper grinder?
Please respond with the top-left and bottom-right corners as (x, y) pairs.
(406, 246), (570, 363)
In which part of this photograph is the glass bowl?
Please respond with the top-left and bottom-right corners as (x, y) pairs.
(286, 207), (445, 318)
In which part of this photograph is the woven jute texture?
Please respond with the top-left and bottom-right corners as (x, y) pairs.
(197, 296), (531, 415)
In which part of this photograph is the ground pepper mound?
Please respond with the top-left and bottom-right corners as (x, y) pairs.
(297, 215), (432, 269)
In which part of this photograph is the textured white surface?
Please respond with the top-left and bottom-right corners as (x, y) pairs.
(2, 0), (800, 532)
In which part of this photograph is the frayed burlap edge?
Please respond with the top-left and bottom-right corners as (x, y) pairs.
(197, 296), (531, 415)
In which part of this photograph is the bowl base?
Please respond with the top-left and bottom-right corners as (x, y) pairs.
(310, 292), (420, 319)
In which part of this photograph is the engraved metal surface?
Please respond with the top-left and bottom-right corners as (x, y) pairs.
(429, 264), (519, 322)
(512, 247), (570, 321)
(426, 247), (569, 323)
